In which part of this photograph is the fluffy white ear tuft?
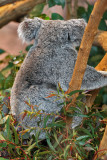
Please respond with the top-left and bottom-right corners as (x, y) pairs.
(17, 18), (42, 43)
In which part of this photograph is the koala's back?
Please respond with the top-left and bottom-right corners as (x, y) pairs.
(11, 44), (78, 139)
(11, 44), (77, 110)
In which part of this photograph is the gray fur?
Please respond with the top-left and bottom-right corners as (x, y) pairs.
(10, 18), (107, 139)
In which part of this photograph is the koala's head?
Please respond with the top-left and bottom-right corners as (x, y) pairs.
(18, 17), (87, 47)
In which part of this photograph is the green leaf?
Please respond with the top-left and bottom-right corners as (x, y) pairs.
(64, 144), (70, 159)
(40, 14), (50, 20)
(4, 74), (14, 89)
(51, 13), (64, 20)
(1, 62), (14, 75)
(46, 134), (56, 152)
(6, 117), (12, 141)
(75, 145), (83, 157)
(0, 158), (8, 160)
(68, 90), (83, 96)
(99, 18), (106, 31)
(48, 0), (65, 8)
(48, 0), (55, 7)
(0, 115), (9, 125)
(0, 142), (7, 147)
(68, 107), (81, 112)
(68, 113), (88, 118)
(78, 128), (92, 138)
(78, 141), (85, 146)
(76, 94), (85, 100)
(76, 135), (90, 141)
(77, 7), (86, 18)
(25, 44), (33, 51)
(0, 49), (5, 54)
(30, 3), (45, 18)
(44, 115), (50, 128)
(87, 4), (93, 15)
(11, 125), (19, 145)
(88, 123), (95, 137)
(34, 129), (41, 148)
(0, 133), (5, 140)
(25, 142), (37, 154)
(25, 156), (27, 160)
(47, 122), (65, 128)
(53, 133), (63, 149)
(84, 146), (94, 151)
(37, 151), (51, 156)
(47, 156), (53, 160)
(0, 72), (5, 89)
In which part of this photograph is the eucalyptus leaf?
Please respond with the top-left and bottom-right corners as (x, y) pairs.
(0, 49), (5, 54)
(30, 3), (45, 18)
(46, 134), (56, 152)
(0, 72), (5, 89)
(68, 90), (83, 96)
(51, 13), (64, 20)
(0, 133), (5, 140)
(4, 74), (14, 89)
(64, 144), (70, 159)
(48, 0), (65, 8)
(25, 44), (33, 51)
(44, 115), (51, 128)
(76, 135), (90, 141)
(0, 142), (7, 148)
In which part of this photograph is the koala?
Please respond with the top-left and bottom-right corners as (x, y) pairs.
(10, 18), (107, 139)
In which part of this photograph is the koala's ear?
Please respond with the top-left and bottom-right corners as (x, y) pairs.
(68, 19), (87, 47)
(18, 17), (42, 43)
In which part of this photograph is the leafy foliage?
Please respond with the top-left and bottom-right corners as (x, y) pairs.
(51, 13), (64, 20)
(77, 4), (107, 31)
(0, 52), (26, 95)
(48, 0), (65, 9)
(0, 49), (5, 55)
(0, 86), (106, 159)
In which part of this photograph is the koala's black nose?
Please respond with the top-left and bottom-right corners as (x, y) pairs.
(68, 33), (71, 41)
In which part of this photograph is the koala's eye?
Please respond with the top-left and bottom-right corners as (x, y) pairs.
(68, 33), (71, 41)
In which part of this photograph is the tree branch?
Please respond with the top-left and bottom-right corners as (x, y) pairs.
(67, 0), (107, 97)
(93, 30), (107, 51)
(94, 125), (107, 160)
(0, 0), (20, 7)
(0, 0), (46, 28)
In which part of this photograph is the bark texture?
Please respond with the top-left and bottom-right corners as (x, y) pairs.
(0, 0), (46, 28)
(67, 0), (107, 96)
(95, 53), (107, 71)
(94, 125), (107, 160)
(93, 30), (107, 51)
(0, 0), (20, 6)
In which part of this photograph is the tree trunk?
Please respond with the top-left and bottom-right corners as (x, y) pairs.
(0, 0), (46, 28)
(67, 0), (107, 98)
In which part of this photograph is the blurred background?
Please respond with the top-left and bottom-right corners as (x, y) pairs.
(0, 0), (107, 105)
